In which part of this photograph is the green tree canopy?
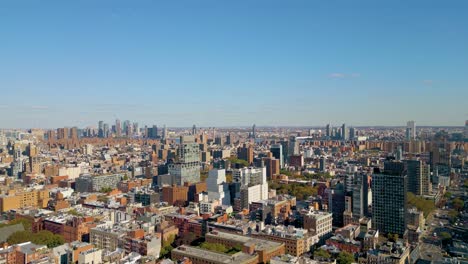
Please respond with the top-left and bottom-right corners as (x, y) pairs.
(439, 232), (452, 246)
(314, 248), (331, 259)
(337, 251), (355, 264)
(7, 230), (64, 248)
(407, 192), (436, 217)
(452, 198), (464, 211)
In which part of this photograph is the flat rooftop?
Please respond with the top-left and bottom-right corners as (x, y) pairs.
(173, 246), (257, 264)
(207, 231), (283, 251)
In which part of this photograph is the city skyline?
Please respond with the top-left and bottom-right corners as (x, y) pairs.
(1, 1), (467, 128)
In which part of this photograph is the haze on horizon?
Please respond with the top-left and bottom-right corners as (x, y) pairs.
(0, 1), (467, 128)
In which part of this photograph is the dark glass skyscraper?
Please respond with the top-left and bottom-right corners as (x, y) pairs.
(372, 161), (407, 236)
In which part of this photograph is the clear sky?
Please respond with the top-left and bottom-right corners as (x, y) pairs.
(1, 0), (467, 128)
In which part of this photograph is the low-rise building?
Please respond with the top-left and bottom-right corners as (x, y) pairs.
(172, 245), (258, 264)
(303, 210), (333, 242)
(205, 230), (285, 263)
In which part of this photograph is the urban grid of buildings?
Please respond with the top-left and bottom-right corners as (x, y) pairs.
(0, 120), (466, 264)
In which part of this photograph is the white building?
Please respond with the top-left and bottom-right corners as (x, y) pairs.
(78, 248), (102, 264)
(233, 167), (267, 186)
(206, 169), (231, 206)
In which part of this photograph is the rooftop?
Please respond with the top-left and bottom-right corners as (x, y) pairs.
(173, 245), (257, 264)
(207, 231), (283, 251)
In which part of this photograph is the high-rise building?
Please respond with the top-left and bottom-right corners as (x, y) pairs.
(372, 161), (407, 236)
(270, 144), (284, 168)
(133, 122), (139, 136)
(352, 173), (369, 219)
(103, 123), (109, 138)
(98, 121), (104, 138)
(288, 136), (299, 156)
(465, 120), (468, 140)
(162, 125), (167, 140)
(349, 127), (356, 140)
(405, 159), (431, 196)
(57, 127), (69, 140)
(192, 124), (197, 135)
(169, 135), (200, 185)
(70, 127), (79, 140)
(251, 124), (256, 139)
(328, 183), (345, 227)
(237, 144), (254, 164)
(406, 121), (416, 140)
(319, 157), (326, 172)
(325, 124), (331, 137)
(206, 169), (230, 206)
(115, 119), (122, 137)
(341, 123), (348, 141)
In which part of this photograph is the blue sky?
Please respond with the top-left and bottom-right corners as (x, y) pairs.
(0, 0), (467, 128)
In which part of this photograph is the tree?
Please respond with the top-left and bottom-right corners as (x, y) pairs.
(160, 235), (176, 258)
(100, 187), (113, 193)
(7, 231), (31, 245)
(407, 192), (436, 217)
(448, 210), (459, 223)
(388, 233), (399, 242)
(337, 251), (355, 264)
(7, 230), (64, 248)
(439, 232), (452, 246)
(314, 248), (331, 259)
(452, 198), (465, 211)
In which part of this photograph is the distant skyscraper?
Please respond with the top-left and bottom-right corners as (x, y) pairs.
(270, 144), (284, 168)
(465, 120), (468, 140)
(70, 127), (79, 140)
(98, 121), (104, 138)
(251, 124), (256, 138)
(406, 121), (416, 140)
(192, 124), (197, 135)
(288, 136), (299, 156)
(372, 161), (407, 236)
(349, 127), (356, 140)
(341, 123), (348, 140)
(133, 122), (139, 136)
(103, 123), (109, 138)
(116, 119), (122, 137)
(325, 124), (331, 137)
(123, 120), (131, 136)
(162, 125), (167, 139)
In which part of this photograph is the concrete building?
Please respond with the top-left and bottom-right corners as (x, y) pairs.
(253, 225), (318, 257)
(205, 231), (285, 264)
(90, 225), (126, 252)
(172, 245), (258, 264)
(75, 173), (125, 193)
(169, 135), (200, 185)
(406, 121), (416, 140)
(78, 248), (102, 264)
(303, 210), (333, 242)
(404, 159), (431, 196)
(0, 188), (50, 213)
(233, 167), (267, 187)
(206, 169), (231, 206)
